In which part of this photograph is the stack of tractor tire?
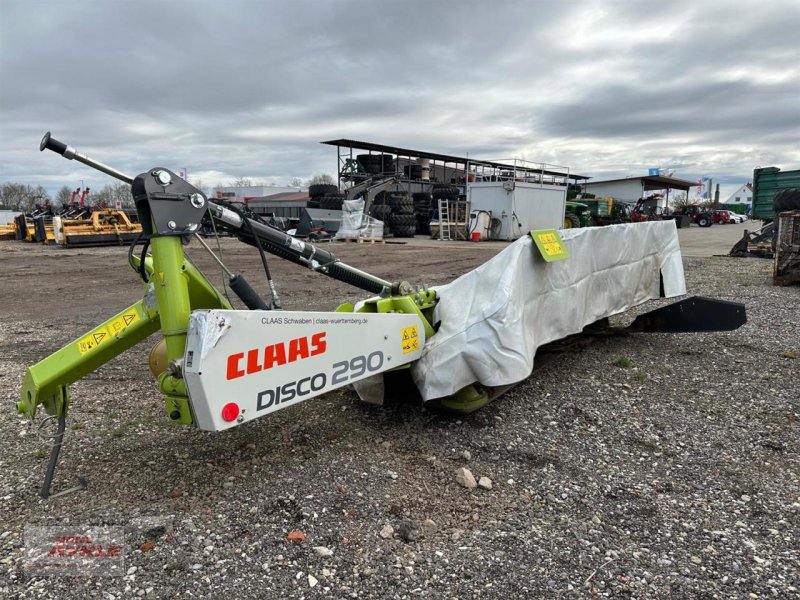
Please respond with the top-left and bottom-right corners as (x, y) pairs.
(368, 191), (393, 224)
(431, 184), (460, 219)
(307, 184), (341, 210)
(357, 154), (396, 176)
(388, 192), (416, 237)
(432, 184), (459, 203)
(412, 192), (434, 235)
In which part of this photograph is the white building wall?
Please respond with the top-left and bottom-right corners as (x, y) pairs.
(583, 180), (643, 201)
(726, 184), (753, 205)
(0, 210), (21, 225)
(468, 182), (566, 240)
(213, 185), (303, 200)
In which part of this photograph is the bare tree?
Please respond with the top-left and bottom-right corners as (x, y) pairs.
(230, 176), (252, 187)
(307, 173), (335, 186)
(0, 183), (29, 209)
(93, 182), (134, 208)
(0, 182), (51, 210)
(289, 177), (304, 188)
(669, 193), (692, 209)
(32, 185), (50, 207)
(190, 178), (209, 196)
(55, 185), (74, 207)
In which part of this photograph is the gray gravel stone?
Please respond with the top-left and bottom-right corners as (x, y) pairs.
(455, 467), (477, 488)
(1, 245), (797, 599)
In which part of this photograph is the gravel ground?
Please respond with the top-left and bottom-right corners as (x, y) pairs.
(0, 238), (798, 599)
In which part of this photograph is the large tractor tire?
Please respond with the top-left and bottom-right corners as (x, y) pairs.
(773, 188), (800, 212)
(369, 204), (392, 221)
(412, 192), (432, 214)
(372, 191), (392, 206)
(356, 154), (381, 174)
(375, 154), (395, 174)
(432, 184), (459, 200)
(392, 225), (417, 238)
(696, 214), (712, 227)
(389, 213), (416, 228)
(563, 213), (580, 229)
(320, 194), (344, 210)
(416, 214), (431, 235)
(308, 184), (338, 198)
(389, 194), (414, 214)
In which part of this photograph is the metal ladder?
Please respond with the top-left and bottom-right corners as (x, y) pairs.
(438, 198), (451, 241)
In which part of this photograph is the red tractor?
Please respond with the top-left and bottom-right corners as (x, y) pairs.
(670, 204), (713, 227)
(631, 197), (666, 222)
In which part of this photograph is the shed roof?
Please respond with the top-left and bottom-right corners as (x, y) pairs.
(321, 139), (589, 181)
(585, 175), (698, 191)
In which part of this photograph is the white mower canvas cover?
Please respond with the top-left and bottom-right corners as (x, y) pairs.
(411, 221), (686, 400)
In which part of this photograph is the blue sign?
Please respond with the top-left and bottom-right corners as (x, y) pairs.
(648, 168), (660, 176)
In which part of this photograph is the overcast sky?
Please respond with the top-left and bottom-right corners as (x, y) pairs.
(2, 0), (799, 200)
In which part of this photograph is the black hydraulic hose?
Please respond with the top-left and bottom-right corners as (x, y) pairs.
(234, 228), (389, 296)
(138, 238), (150, 283)
(223, 202), (281, 309)
(127, 232), (150, 283)
(206, 201), (391, 296)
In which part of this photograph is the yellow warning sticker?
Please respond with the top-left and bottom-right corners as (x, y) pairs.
(401, 325), (420, 354)
(108, 308), (140, 336)
(76, 308), (140, 354)
(530, 229), (570, 262)
(76, 328), (112, 354)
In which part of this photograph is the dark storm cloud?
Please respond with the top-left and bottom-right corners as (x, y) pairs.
(1, 0), (799, 197)
(537, 78), (800, 139)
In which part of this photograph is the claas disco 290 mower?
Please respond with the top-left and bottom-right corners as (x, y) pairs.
(20, 133), (747, 498)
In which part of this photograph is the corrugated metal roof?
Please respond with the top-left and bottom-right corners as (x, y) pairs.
(321, 139), (588, 181)
(585, 175), (698, 190)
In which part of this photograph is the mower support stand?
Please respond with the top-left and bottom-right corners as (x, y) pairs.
(39, 387), (68, 499)
(20, 251), (234, 497)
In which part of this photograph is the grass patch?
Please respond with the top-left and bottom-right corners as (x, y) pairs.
(633, 370), (647, 383)
(613, 356), (632, 368)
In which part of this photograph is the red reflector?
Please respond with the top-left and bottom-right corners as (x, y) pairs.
(221, 402), (240, 422)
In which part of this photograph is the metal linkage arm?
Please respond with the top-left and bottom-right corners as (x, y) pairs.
(206, 202), (392, 295)
(40, 132), (394, 296)
(40, 132), (133, 185)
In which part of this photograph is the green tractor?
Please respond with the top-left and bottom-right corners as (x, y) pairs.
(565, 197), (632, 229)
(563, 201), (593, 229)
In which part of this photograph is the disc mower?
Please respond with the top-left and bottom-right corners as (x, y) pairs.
(20, 133), (747, 498)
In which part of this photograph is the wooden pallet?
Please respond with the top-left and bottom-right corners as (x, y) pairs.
(339, 237), (385, 244)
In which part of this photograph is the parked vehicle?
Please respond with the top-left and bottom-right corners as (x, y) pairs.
(631, 197), (660, 222)
(671, 204), (713, 227)
(727, 212), (746, 224)
(581, 197), (632, 225)
(714, 210), (734, 224)
(731, 166), (800, 257)
(563, 201), (592, 228)
(563, 198), (634, 229)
